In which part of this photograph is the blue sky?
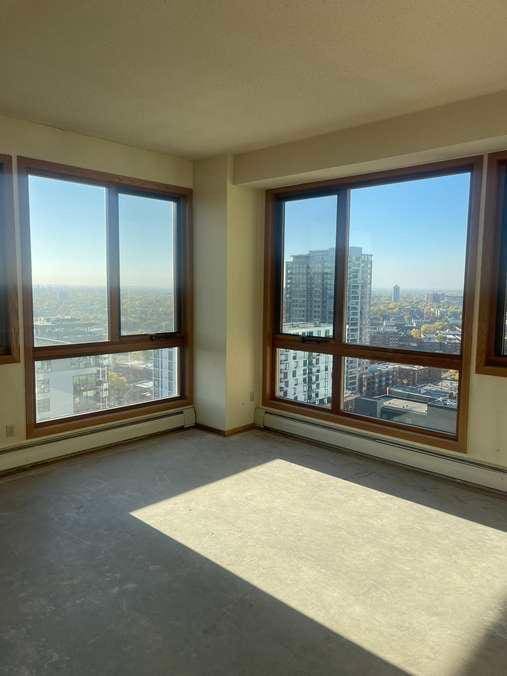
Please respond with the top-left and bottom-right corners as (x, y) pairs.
(29, 176), (175, 288)
(284, 172), (471, 290)
(29, 171), (470, 291)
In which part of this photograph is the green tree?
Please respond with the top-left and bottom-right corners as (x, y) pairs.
(108, 372), (129, 406)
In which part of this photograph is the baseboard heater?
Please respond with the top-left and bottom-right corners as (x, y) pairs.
(0, 407), (195, 474)
(258, 408), (507, 494)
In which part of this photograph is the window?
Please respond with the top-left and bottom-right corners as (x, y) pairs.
(19, 158), (192, 436)
(477, 151), (507, 376)
(264, 159), (481, 451)
(0, 154), (19, 364)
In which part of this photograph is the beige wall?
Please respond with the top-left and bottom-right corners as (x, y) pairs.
(193, 156), (229, 429)
(225, 182), (263, 430)
(233, 101), (507, 468)
(193, 155), (262, 431)
(0, 114), (192, 450)
(1, 101), (507, 471)
(234, 90), (507, 187)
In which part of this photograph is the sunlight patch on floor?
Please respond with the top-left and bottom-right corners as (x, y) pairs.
(131, 458), (507, 674)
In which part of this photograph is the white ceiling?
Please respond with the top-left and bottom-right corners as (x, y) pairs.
(1, 0), (507, 158)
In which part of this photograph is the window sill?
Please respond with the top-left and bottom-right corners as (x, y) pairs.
(27, 397), (193, 439)
(263, 397), (466, 453)
(0, 351), (20, 365)
(476, 362), (507, 378)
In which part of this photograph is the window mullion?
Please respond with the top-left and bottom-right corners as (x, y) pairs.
(331, 188), (350, 414)
(106, 186), (120, 343)
(494, 168), (507, 356)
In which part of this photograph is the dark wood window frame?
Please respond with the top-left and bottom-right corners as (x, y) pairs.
(18, 157), (193, 438)
(477, 151), (507, 376)
(263, 157), (482, 453)
(0, 154), (20, 364)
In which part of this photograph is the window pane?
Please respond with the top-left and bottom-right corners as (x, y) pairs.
(29, 176), (108, 346)
(502, 275), (507, 355)
(346, 173), (470, 354)
(0, 297), (6, 350)
(119, 193), (176, 335)
(35, 348), (179, 423)
(282, 195), (337, 336)
(342, 357), (459, 435)
(0, 262), (7, 350)
(276, 348), (333, 408)
(499, 183), (507, 356)
(0, 165), (8, 351)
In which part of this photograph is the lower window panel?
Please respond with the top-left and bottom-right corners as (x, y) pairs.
(276, 348), (333, 408)
(35, 348), (179, 423)
(342, 358), (459, 436)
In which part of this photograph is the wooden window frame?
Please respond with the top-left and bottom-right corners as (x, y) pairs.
(0, 154), (20, 364)
(18, 157), (193, 438)
(476, 151), (507, 376)
(263, 157), (482, 453)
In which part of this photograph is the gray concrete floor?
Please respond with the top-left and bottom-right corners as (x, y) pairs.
(0, 428), (506, 676)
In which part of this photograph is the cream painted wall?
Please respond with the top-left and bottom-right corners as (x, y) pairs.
(234, 90), (507, 187)
(193, 156), (229, 429)
(0, 114), (192, 450)
(240, 141), (507, 468)
(1, 103), (506, 471)
(193, 155), (262, 431)
(225, 182), (263, 430)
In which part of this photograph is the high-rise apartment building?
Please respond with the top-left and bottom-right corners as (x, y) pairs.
(284, 248), (335, 326)
(35, 350), (178, 423)
(280, 245), (372, 401)
(154, 348), (179, 399)
(392, 284), (400, 302)
(344, 246), (372, 392)
(277, 325), (333, 406)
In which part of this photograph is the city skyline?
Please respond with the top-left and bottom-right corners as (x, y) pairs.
(29, 175), (176, 288)
(284, 171), (470, 290)
(278, 235), (459, 434)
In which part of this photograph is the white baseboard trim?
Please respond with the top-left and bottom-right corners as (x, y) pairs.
(0, 406), (196, 474)
(256, 408), (507, 494)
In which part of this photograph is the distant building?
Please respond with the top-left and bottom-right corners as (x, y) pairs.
(35, 356), (107, 422)
(425, 291), (444, 305)
(281, 245), (372, 403)
(359, 362), (399, 397)
(154, 348), (179, 398)
(284, 248), (335, 326)
(35, 349), (178, 423)
(345, 247), (372, 392)
(277, 325), (333, 407)
(392, 284), (400, 302)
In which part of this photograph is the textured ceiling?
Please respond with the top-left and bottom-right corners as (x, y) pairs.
(1, 0), (507, 158)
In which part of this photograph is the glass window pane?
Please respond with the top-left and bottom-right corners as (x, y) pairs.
(276, 348), (333, 408)
(119, 193), (176, 335)
(0, 165), (8, 351)
(0, 274), (7, 351)
(342, 357), (458, 435)
(35, 348), (179, 423)
(499, 186), (507, 356)
(282, 195), (337, 336)
(346, 173), (470, 354)
(29, 176), (108, 346)
(502, 276), (507, 355)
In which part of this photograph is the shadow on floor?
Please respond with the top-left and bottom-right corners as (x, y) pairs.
(1, 518), (408, 675)
(458, 599), (507, 675)
(0, 427), (505, 674)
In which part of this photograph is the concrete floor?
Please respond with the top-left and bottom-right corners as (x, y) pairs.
(0, 428), (506, 675)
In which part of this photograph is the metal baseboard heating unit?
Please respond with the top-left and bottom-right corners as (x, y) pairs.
(0, 407), (196, 474)
(258, 408), (507, 494)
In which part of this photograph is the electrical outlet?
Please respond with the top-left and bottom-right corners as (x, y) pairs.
(5, 424), (15, 438)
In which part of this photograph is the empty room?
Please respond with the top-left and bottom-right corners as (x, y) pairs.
(0, 2), (506, 674)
